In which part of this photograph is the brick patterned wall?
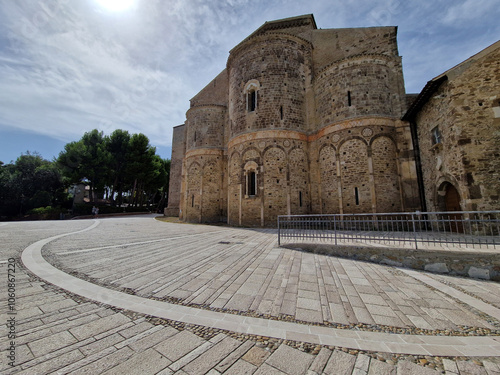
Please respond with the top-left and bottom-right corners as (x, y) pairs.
(185, 161), (201, 222)
(372, 136), (401, 212)
(263, 147), (288, 226)
(171, 16), (421, 227)
(228, 34), (312, 138)
(339, 139), (371, 213)
(288, 147), (310, 215)
(186, 106), (226, 151)
(314, 56), (403, 128)
(165, 125), (185, 216)
(319, 145), (339, 214)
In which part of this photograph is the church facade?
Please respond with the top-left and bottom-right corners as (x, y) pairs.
(165, 14), (499, 226)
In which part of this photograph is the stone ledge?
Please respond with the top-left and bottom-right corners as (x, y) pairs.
(282, 243), (500, 281)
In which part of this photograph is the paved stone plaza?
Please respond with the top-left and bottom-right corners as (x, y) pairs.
(1, 215), (500, 374)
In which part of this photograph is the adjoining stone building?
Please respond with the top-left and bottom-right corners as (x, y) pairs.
(165, 14), (499, 226)
(403, 40), (500, 213)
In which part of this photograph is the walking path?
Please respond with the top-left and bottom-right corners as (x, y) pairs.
(1, 216), (500, 374)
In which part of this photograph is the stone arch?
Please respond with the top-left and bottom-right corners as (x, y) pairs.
(241, 147), (261, 163)
(318, 143), (336, 159)
(436, 179), (464, 232)
(262, 144), (287, 159)
(339, 138), (370, 213)
(319, 144), (339, 214)
(369, 133), (398, 149)
(436, 179), (463, 212)
(337, 136), (368, 156)
(243, 161), (259, 197)
(371, 136), (401, 212)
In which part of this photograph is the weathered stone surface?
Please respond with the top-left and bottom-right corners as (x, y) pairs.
(469, 266), (491, 280)
(265, 344), (314, 375)
(424, 262), (449, 274)
(170, 15), (419, 227)
(323, 349), (356, 375)
(100, 348), (171, 375)
(242, 346), (271, 367)
(412, 42), (500, 213)
(154, 330), (206, 362)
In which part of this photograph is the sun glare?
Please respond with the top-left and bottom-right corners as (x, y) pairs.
(95, 0), (135, 12)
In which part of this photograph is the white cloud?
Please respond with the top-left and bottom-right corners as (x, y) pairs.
(442, 0), (497, 24)
(0, 0), (498, 158)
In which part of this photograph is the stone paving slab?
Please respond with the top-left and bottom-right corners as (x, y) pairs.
(1, 216), (500, 374)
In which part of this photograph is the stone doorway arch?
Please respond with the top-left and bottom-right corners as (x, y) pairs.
(437, 182), (463, 232)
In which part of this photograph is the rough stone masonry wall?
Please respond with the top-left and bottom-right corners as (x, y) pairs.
(314, 56), (403, 127)
(185, 106), (226, 151)
(228, 34), (312, 138)
(165, 124), (185, 216)
(228, 133), (310, 227)
(174, 18), (420, 226)
(416, 46), (500, 211)
(183, 152), (225, 223)
(309, 119), (404, 215)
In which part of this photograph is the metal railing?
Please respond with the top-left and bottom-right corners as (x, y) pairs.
(277, 211), (500, 249)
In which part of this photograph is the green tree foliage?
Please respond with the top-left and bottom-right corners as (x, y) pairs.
(57, 130), (111, 202)
(0, 153), (66, 217)
(57, 129), (170, 211)
(1, 130), (169, 219)
(107, 129), (131, 206)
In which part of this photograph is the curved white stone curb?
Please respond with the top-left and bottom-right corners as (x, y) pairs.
(21, 221), (500, 357)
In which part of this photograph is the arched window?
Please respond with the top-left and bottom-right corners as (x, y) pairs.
(244, 80), (260, 113)
(243, 160), (259, 197)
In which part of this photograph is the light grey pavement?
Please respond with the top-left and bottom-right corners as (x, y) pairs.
(1, 215), (500, 374)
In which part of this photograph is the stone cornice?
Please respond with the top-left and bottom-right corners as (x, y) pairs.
(227, 117), (402, 148)
(316, 53), (397, 77)
(228, 32), (313, 66)
(228, 129), (308, 149)
(185, 148), (225, 159)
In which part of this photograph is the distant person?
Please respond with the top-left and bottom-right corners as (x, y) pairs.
(92, 206), (99, 218)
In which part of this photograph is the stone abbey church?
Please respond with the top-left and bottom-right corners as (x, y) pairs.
(165, 14), (500, 227)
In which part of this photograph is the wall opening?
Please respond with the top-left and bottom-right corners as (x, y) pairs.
(191, 195), (194, 208)
(354, 187), (359, 205)
(247, 171), (256, 196)
(248, 90), (257, 112)
(347, 91), (352, 107)
(431, 126), (442, 145)
(280, 106), (284, 120)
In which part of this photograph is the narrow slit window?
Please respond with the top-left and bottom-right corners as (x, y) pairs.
(354, 187), (359, 205)
(248, 90), (257, 112)
(194, 131), (196, 142)
(280, 106), (283, 120)
(191, 195), (194, 208)
(248, 171), (256, 196)
(347, 91), (352, 107)
(299, 191), (303, 207)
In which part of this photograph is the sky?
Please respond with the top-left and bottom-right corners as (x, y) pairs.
(0, 0), (499, 164)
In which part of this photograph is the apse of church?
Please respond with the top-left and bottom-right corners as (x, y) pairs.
(166, 14), (421, 226)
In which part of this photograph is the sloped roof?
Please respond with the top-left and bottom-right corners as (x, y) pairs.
(403, 39), (500, 121)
